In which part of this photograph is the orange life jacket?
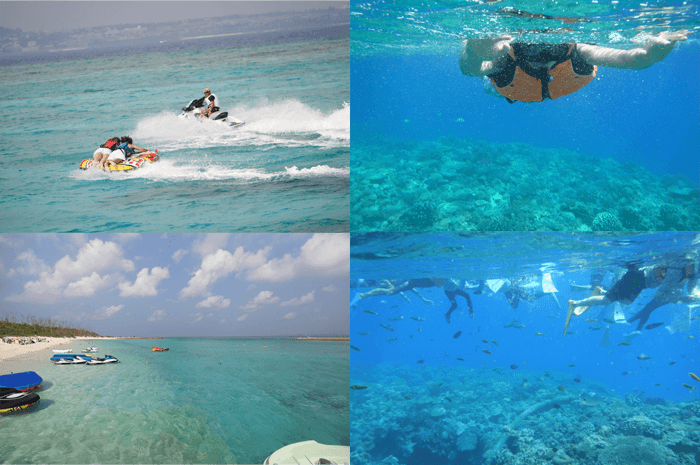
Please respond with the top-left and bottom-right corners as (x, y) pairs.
(488, 43), (597, 103)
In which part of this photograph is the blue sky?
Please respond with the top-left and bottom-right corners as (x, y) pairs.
(0, 233), (349, 337)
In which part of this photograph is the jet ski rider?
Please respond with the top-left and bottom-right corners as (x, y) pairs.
(103, 136), (151, 171)
(200, 88), (220, 118)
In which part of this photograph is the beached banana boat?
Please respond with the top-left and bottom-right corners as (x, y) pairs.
(79, 150), (159, 172)
(52, 348), (73, 353)
(0, 388), (40, 414)
(263, 440), (349, 465)
(0, 371), (43, 392)
(152, 346), (169, 352)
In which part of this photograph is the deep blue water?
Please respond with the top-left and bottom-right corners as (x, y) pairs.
(351, 45), (700, 184)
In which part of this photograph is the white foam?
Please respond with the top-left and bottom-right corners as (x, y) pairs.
(132, 100), (349, 151)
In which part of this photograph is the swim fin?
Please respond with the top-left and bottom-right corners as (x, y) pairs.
(574, 286), (603, 315)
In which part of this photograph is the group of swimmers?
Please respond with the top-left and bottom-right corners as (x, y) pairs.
(352, 255), (699, 335)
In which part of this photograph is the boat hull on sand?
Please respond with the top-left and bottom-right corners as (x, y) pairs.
(80, 151), (159, 171)
(263, 440), (349, 465)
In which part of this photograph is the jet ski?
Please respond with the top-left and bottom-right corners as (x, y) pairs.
(180, 98), (245, 128)
(263, 441), (350, 465)
(54, 357), (88, 365)
(0, 387), (40, 414)
(86, 355), (119, 365)
(79, 150), (159, 171)
(0, 371), (43, 392)
(82, 346), (98, 353)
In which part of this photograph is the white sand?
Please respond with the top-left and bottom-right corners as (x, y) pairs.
(0, 336), (118, 374)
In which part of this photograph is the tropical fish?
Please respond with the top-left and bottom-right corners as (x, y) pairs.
(363, 309), (378, 315)
(689, 373), (700, 382)
(655, 383), (663, 386)
(350, 385), (369, 390)
(403, 395), (412, 400)
(682, 384), (696, 390)
(689, 336), (695, 339)
(409, 316), (425, 321)
(350, 345), (360, 352)
(391, 305), (400, 308)
(517, 324), (526, 329)
(410, 334), (414, 338)
(445, 353), (449, 357)
(482, 339), (489, 343)
(388, 316), (403, 321)
(386, 337), (398, 342)
(637, 354), (652, 360)
(535, 332), (545, 336)
(357, 332), (370, 336)
(557, 385), (566, 391)
(579, 391), (607, 406)
(491, 340), (499, 347)
(510, 364), (518, 370)
(417, 360), (424, 364)
(565, 331), (575, 335)
(574, 378), (581, 383)
(669, 361), (677, 365)
(589, 326), (603, 331)
(585, 319), (598, 322)
(482, 349), (493, 355)
(456, 358), (465, 361)
(544, 373), (551, 377)
(617, 341), (632, 346)
(567, 364), (577, 367)
(380, 324), (395, 331)
(454, 331), (462, 339)
(445, 397), (452, 403)
(622, 371), (629, 376)
(645, 322), (663, 330)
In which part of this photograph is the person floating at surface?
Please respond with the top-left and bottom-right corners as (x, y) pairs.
(459, 30), (691, 103)
(443, 278), (474, 323)
(200, 88), (220, 118)
(103, 136), (151, 170)
(565, 260), (696, 334)
(93, 137), (120, 170)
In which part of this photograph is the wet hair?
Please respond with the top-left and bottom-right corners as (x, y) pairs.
(120, 136), (133, 144)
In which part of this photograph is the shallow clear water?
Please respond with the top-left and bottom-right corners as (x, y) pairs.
(0, 36), (350, 232)
(350, 231), (700, 465)
(0, 337), (349, 464)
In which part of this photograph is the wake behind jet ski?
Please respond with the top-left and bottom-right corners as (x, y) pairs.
(180, 88), (244, 128)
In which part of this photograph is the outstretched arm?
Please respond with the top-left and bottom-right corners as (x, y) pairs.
(577, 30), (690, 70)
(459, 36), (513, 77)
(628, 298), (667, 330)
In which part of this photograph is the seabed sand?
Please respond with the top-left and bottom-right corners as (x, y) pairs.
(0, 336), (119, 374)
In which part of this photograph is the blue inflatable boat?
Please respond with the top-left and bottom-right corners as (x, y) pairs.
(0, 371), (43, 392)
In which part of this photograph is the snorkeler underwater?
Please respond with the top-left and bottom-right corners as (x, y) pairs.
(350, 232), (700, 465)
(350, 1), (699, 231)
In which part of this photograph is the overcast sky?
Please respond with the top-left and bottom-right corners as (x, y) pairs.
(0, 233), (350, 337)
(1, 1), (348, 33)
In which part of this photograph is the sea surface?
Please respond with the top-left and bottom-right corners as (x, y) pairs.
(0, 33), (350, 232)
(350, 232), (700, 465)
(350, 0), (700, 231)
(0, 337), (350, 464)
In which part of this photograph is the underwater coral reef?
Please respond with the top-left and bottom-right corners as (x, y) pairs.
(351, 137), (700, 231)
(350, 364), (700, 465)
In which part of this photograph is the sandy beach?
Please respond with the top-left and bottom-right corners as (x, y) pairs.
(0, 336), (119, 374)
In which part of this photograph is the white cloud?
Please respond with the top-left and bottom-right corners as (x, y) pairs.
(172, 249), (188, 263)
(79, 304), (124, 321)
(147, 310), (165, 322)
(283, 312), (296, 319)
(119, 267), (169, 297)
(180, 246), (271, 298)
(247, 234), (349, 282)
(246, 284), (256, 291)
(237, 313), (248, 322)
(112, 233), (141, 243)
(195, 295), (231, 309)
(192, 234), (231, 257)
(322, 285), (338, 292)
(64, 272), (113, 297)
(15, 250), (51, 275)
(280, 291), (315, 307)
(10, 239), (134, 302)
(240, 290), (279, 311)
(192, 312), (213, 323)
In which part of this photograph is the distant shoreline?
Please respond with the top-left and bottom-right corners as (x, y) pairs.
(292, 337), (349, 342)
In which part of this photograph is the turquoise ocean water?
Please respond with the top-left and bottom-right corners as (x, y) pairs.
(0, 35), (349, 232)
(0, 337), (349, 464)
